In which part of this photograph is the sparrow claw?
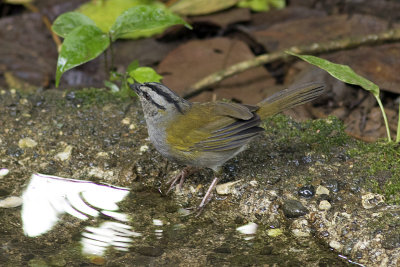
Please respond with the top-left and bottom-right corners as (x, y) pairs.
(196, 177), (220, 215)
(165, 167), (197, 194)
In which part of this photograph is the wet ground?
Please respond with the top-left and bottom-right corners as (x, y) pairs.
(1, 88), (399, 266)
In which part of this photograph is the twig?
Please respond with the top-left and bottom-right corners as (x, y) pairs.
(184, 27), (400, 99)
(25, 3), (62, 50)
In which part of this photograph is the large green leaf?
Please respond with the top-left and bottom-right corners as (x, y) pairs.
(237, 0), (285, 12)
(288, 51), (393, 142)
(77, 0), (173, 39)
(110, 5), (191, 41)
(287, 51), (380, 97)
(52, 12), (97, 38)
(169, 0), (240, 15)
(130, 66), (163, 83)
(55, 25), (110, 87)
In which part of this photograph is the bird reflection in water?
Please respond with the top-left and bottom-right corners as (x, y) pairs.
(21, 173), (141, 256)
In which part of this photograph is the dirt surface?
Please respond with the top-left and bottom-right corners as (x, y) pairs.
(0, 88), (400, 266)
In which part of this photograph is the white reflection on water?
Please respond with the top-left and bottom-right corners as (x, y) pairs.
(21, 173), (139, 256)
(236, 222), (258, 240)
(82, 222), (142, 255)
(153, 219), (164, 239)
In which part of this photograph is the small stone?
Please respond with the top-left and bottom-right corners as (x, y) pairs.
(324, 180), (339, 193)
(249, 180), (258, 187)
(318, 200), (331, 211)
(298, 185), (315, 198)
(0, 196), (23, 208)
(18, 137), (37, 148)
(121, 117), (130, 125)
(139, 145), (149, 153)
(55, 145), (73, 161)
(96, 152), (108, 158)
(267, 228), (283, 237)
(282, 199), (308, 218)
(316, 185), (330, 195)
(382, 233), (400, 249)
(329, 240), (342, 250)
(89, 255), (106, 265)
(215, 180), (241, 195)
(291, 219), (311, 237)
(361, 193), (384, 209)
(0, 168), (9, 177)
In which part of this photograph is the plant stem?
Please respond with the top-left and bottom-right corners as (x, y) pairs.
(376, 96), (391, 142)
(185, 27), (400, 99)
(104, 48), (109, 76)
(397, 102), (400, 142)
(109, 35), (115, 71)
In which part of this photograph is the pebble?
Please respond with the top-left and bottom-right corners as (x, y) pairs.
(139, 145), (149, 153)
(267, 228), (283, 237)
(361, 193), (385, 209)
(318, 200), (332, 211)
(316, 185), (330, 195)
(325, 180), (339, 193)
(55, 145), (73, 161)
(0, 196), (23, 208)
(291, 219), (311, 237)
(18, 137), (37, 148)
(121, 117), (130, 125)
(215, 180), (241, 195)
(0, 168), (9, 177)
(282, 199), (308, 218)
(298, 185), (315, 198)
(329, 240), (343, 250)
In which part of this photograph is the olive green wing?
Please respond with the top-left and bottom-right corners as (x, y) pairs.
(166, 102), (264, 152)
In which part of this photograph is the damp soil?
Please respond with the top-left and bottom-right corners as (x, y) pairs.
(1, 88), (400, 266)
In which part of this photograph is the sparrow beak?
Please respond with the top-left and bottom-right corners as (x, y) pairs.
(130, 82), (142, 94)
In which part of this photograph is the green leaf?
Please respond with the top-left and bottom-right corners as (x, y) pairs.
(237, 0), (285, 12)
(52, 12), (97, 38)
(55, 25), (110, 87)
(104, 80), (120, 92)
(287, 51), (380, 97)
(126, 60), (140, 73)
(77, 0), (153, 34)
(130, 67), (162, 83)
(169, 0), (240, 16)
(110, 5), (191, 41)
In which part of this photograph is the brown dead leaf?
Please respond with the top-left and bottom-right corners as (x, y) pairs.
(157, 37), (276, 103)
(253, 14), (392, 52)
(190, 7), (251, 27)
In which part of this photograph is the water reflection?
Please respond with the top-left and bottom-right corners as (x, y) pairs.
(236, 222), (258, 240)
(82, 222), (141, 255)
(21, 173), (137, 256)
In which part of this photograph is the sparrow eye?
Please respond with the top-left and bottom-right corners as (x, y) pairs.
(142, 91), (151, 101)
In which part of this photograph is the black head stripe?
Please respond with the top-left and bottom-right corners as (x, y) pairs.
(145, 83), (184, 114)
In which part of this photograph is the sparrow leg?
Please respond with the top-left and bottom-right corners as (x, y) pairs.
(166, 166), (197, 194)
(198, 177), (220, 210)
